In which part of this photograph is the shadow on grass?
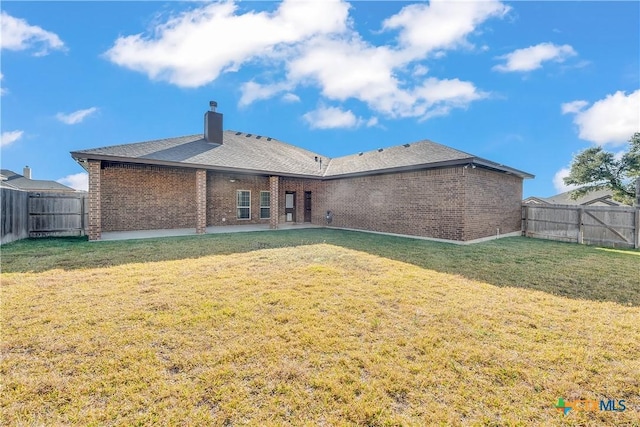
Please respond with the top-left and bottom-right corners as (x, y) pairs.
(2, 229), (639, 306)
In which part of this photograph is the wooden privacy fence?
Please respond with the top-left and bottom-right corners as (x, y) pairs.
(1, 188), (87, 244)
(1, 188), (29, 244)
(29, 192), (88, 238)
(522, 204), (640, 249)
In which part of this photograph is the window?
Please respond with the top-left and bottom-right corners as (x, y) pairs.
(237, 190), (250, 219)
(260, 191), (271, 219)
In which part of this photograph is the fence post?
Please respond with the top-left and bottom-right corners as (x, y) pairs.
(80, 194), (85, 236)
(577, 207), (584, 244)
(635, 208), (639, 249)
(522, 205), (528, 237)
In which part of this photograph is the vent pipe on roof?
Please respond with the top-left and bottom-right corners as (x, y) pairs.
(204, 101), (223, 144)
(23, 166), (32, 179)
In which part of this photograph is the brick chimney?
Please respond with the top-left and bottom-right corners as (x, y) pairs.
(204, 101), (223, 144)
(23, 165), (31, 179)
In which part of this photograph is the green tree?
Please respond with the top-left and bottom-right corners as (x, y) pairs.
(564, 132), (640, 205)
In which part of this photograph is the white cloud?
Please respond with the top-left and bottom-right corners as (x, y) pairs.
(414, 77), (486, 119)
(382, 0), (510, 55)
(0, 11), (65, 56)
(553, 167), (579, 193)
(1, 130), (24, 147)
(366, 117), (379, 127)
(493, 42), (577, 72)
(105, 1), (350, 88)
(288, 38), (407, 110)
(57, 172), (88, 192)
(561, 100), (588, 114)
(0, 72), (6, 96)
(281, 92), (300, 103)
(303, 106), (362, 129)
(287, 37), (488, 120)
(563, 90), (640, 146)
(105, 1), (507, 122)
(412, 64), (429, 77)
(239, 81), (292, 107)
(56, 107), (98, 125)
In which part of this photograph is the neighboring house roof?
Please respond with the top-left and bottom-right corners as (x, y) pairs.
(0, 169), (77, 192)
(524, 188), (624, 206)
(71, 131), (534, 179)
(0, 180), (19, 190)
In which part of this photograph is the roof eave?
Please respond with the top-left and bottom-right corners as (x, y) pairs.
(70, 152), (326, 179)
(471, 158), (534, 179)
(71, 151), (534, 180)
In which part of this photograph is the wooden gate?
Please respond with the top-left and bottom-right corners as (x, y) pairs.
(522, 204), (639, 249)
(29, 192), (87, 238)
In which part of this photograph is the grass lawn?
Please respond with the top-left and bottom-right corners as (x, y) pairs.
(1, 230), (639, 425)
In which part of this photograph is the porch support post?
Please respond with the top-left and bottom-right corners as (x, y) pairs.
(196, 169), (207, 234)
(87, 160), (101, 241)
(270, 176), (279, 229)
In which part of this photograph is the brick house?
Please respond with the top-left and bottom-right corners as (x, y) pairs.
(71, 103), (533, 242)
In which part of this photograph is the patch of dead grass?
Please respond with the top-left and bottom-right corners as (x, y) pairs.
(2, 244), (639, 425)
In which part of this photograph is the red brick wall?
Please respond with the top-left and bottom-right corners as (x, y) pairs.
(206, 172), (271, 226)
(312, 168), (467, 240)
(462, 168), (523, 240)
(269, 176), (280, 229)
(97, 162), (523, 241)
(100, 163), (196, 231)
(88, 160), (101, 240)
(195, 169), (207, 234)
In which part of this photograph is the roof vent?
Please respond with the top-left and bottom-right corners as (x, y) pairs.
(204, 101), (223, 144)
(235, 131), (242, 135)
(256, 135), (262, 139)
(403, 144), (410, 148)
(267, 137), (272, 141)
(246, 133), (252, 137)
(358, 152), (363, 156)
(377, 148), (383, 152)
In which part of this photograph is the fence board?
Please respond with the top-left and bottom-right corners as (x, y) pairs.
(1, 190), (88, 244)
(1, 188), (29, 244)
(522, 204), (639, 249)
(28, 192), (87, 238)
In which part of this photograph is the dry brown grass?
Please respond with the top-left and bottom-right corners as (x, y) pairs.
(2, 243), (639, 426)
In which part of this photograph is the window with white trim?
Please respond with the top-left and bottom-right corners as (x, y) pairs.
(237, 190), (250, 219)
(260, 191), (271, 219)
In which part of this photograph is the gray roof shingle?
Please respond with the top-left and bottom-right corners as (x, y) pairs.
(71, 131), (533, 179)
(73, 132), (329, 177)
(323, 139), (474, 177)
(0, 169), (77, 192)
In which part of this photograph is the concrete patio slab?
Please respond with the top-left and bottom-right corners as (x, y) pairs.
(99, 223), (322, 241)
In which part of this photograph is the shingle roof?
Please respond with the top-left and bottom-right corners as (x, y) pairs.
(71, 131), (533, 179)
(530, 188), (624, 206)
(324, 139), (474, 177)
(73, 132), (329, 177)
(0, 169), (77, 192)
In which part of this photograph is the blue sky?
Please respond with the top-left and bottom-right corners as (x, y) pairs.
(1, 1), (638, 197)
